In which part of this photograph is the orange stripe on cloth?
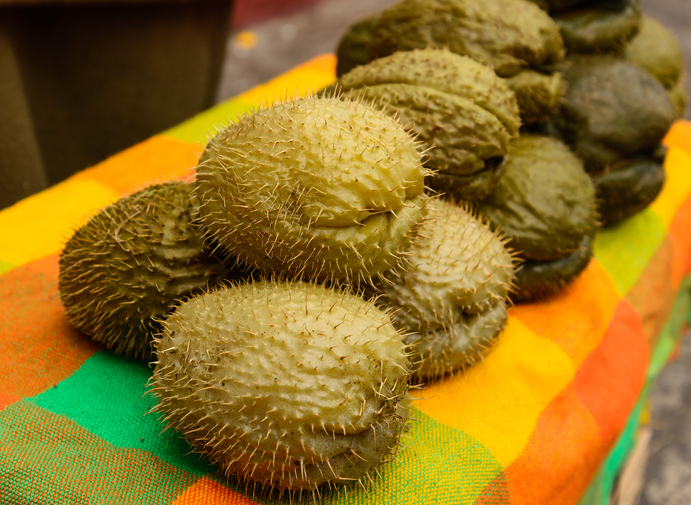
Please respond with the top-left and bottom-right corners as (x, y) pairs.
(667, 191), (691, 286)
(172, 477), (260, 505)
(70, 135), (200, 196)
(574, 300), (649, 453)
(0, 255), (100, 399)
(410, 317), (575, 467)
(510, 259), (621, 367)
(663, 120), (691, 153)
(0, 392), (20, 410)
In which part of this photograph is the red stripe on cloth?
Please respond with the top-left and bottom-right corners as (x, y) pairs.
(0, 255), (100, 399)
(504, 384), (601, 505)
(503, 299), (648, 505)
(574, 300), (649, 458)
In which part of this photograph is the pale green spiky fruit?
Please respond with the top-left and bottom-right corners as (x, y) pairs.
(195, 96), (429, 284)
(506, 70), (564, 126)
(58, 181), (235, 360)
(476, 135), (598, 301)
(477, 135), (598, 261)
(374, 198), (514, 382)
(552, 0), (641, 55)
(369, 0), (564, 78)
(335, 13), (380, 78)
(151, 280), (411, 494)
(625, 14), (688, 118)
(336, 48), (521, 201)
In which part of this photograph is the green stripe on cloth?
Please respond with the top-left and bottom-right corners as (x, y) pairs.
(27, 351), (213, 477)
(23, 354), (506, 505)
(0, 400), (199, 505)
(161, 99), (254, 146)
(317, 409), (506, 505)
(593, 209), (667, 296)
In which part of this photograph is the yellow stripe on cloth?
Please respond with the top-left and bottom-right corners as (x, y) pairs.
(237, 55), (336, 107)
(650, 147), (691, 227)
(0, 180), (119, 266)
(410, 317), (575, 467)
(71, 136), (200, 196)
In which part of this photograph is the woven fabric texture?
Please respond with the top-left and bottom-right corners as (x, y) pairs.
(1, 55), (690, 505)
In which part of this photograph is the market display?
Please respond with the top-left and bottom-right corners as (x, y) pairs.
(42, 0), (689, 500)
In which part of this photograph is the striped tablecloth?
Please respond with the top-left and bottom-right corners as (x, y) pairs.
(1, 54), (690, 505)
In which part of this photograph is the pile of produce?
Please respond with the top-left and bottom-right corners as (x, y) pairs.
(59, 94), (516, 497)
(57, 0), (686, 499)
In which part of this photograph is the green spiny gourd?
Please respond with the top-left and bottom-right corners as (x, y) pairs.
(625, 14), (688, 118)
(476, 135), (598, 301)
(506, 70), (565, 127)
(550, 0), (642, 54)
(513, 234), (593, 301)
(195, 95), (429, 285)
(335, 0), (565, 125)
(543, 55), (675, 226)
(548, 55), (676, 173)
(477, 135), (598, 261)
(368, 0), (564, 78)
(373, 198), (515, 381)
(58, 181), (236, 360)
(527, 0), (593, 11)
(150, 280), (411, 496)
(592, 155), (666, 226)
(335, 48), (521, 201)
(335, 13), (380, 79)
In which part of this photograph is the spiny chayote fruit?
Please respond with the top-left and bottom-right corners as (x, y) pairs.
(58, 181), (235, 360)
(195, 95), (429, 285)
(352, 0), (565, 124)
(151, 280), (411, 495)
(374, 198), (514, 381)
(335, 13), (380, 78)
(551, 0), (642, 54)
(592, 154), (666, 226)
(528, 0), (594, 11)
(513, 234), (593, 302)
(477, 135), (598, 262)
(506, 69), (564, 126)
(335, 48), (521, 200)
(549, 55), (676, 173)
(368, 0), (565, 79)
(625, 14), (688, 117)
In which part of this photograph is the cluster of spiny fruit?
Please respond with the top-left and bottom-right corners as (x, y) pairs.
(333, 0), (685, 299)
(58, 0), (685, 499)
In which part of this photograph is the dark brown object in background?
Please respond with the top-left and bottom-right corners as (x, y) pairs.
(0, 0), (233, 209)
